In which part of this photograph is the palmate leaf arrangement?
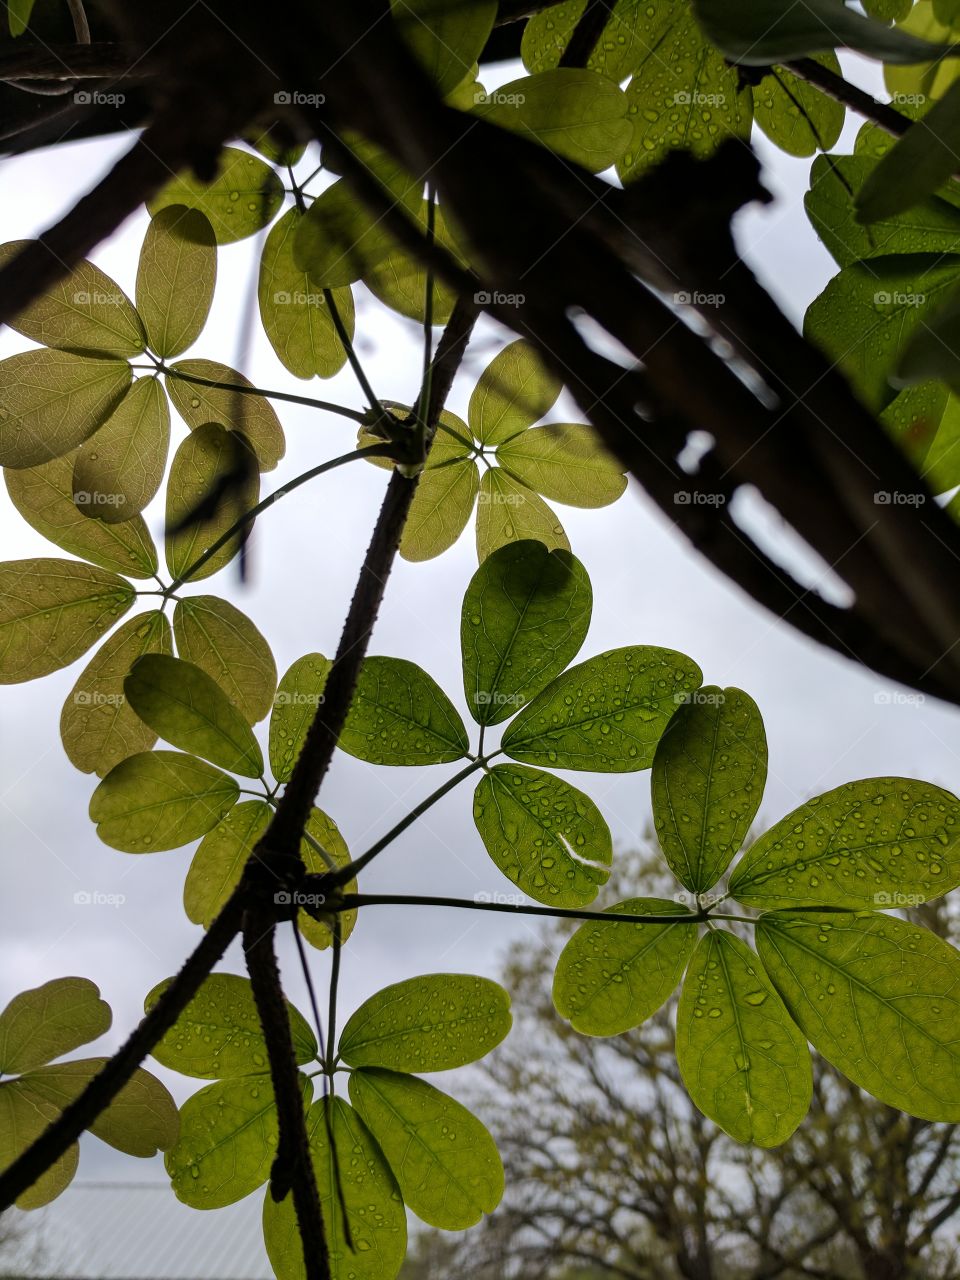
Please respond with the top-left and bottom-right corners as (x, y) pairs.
(7, 0), (960, 1275)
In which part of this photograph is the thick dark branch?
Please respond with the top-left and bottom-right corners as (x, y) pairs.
(243, 909), (329, 1280)
(558, 0), (616, 68)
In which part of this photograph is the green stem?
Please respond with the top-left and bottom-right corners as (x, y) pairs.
(338, 893), (713, 927)
(159, 362), (367, 424)
(323, 288), (384, 422)
(325, 920), (342, 1078)
(341, 759), (486, 883)
(167, 444), (394, 591)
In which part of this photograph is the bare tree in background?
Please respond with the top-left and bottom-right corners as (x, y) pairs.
(401, 854), (960, 1280)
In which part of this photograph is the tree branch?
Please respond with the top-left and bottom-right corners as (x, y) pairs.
(783, 57), (915, 139)
(559, 0), (616, 68)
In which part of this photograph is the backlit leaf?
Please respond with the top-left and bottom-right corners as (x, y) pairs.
(461, 540), (591, 726)
(263, 1098), (406, 1280)
(0, 241), (144, 357)
(473, 68), (632, 172)
(553, 898), (698, 1035)
(146, 972), (317, 1078)
(752, 56), (845, 158)
(393, 0), (497, 96)
(469, 340), (561, 445)
(475, 469), (569, 561)
(898, 278), (960, 387)
(399, 419), (479, 561)
(0, 1085), (78, 1209)
(269, 653), (331, 782)
(474, 764), (612, 906)
(858, 80), (960, 223)
(363, 201), (461, 325)
(136, 206), (217, 358)
(0, 558), (135, 683)
(148, 148), (284, 244)
(258, 208), (354, 379)
(72, 375), (170, 522)
(522, 0), (661, 83)
(339, 974), (512, 1071)
(166, 359), (285, 471)
(124, 654), (264, 777)
(757, 910), (960, 1120)
(165, 424), (260, 583)
(184, 799), (272, 929)
(729, 777), (960, 909)
(502, 645), (703, 771)
(61, 610), (173, 777)
(5, 451), (157, 578)
(297, 808), (358, 952)
(676, 931), (811, 1146)
(0, 349), (132, 468)
(496, 423), (627, 508)
(90, 750), (239, 853)
(885, 2), (960, 104)
(7, 0), (37, 36)
(652, 686), (767, 893)
(349, 1068), (503, 1229)
(0, 977), (110, 1074)
(338, 656), (469, 765)
(174, 595), (277, 726)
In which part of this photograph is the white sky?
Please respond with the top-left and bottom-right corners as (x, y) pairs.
(2, 57), (960, 1187)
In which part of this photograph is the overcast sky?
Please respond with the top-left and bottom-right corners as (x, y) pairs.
(3, 56), (960, 1197)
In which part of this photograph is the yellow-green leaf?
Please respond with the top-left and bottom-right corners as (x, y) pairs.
(166, 359), (285, 471)
(5, 451), (157, 578)
(136, 206), (217, 358)
(0, 349), (132, 468)
(392, 0), (497, 96)
(184, 799), (272, 928)
(269, 653), (331, 782)
(476, 469), (569, 561)
(0, 977), (110, 1074)
(363, 202), (462, 325)
(148, 147), (284, 244)
(338, 655), (470, 765)
(496, 422), (626, 507)
(469, 339), (561, 445)
(0, 558), (135, 683)
(752, 56), (845, 158)
(90, 750), (240, 853)
(400, 427), (479, 562)
(0, 1084), (78, 1209)
(60, 610), (173, 777)
(72, 375), (170, 522)
(174, 595), (277, 725)
(258, 208), (355, 379)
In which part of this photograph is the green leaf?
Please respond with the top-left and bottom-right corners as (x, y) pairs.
(691, 0), (956, 63)
(618, 6), (752, 179)
(262, 1098), (406, 1280)
(0, 349), (132, 468)
(90, 750), (240, 853)
(676, 931), (811, 1146)
(5, 451), (157, 578)
(879, 382), (960, 495)
(897, 276), (960, 387)
(135, 205), (217, 358)
(553, 898), (698, 1035)
(652, 686), (767, 894)
(269, 653), (331, 782)
(166, 1073), (297, 1207)
(472, 68), (632, 172)
(0, 977), (110, 1074)
(148, 147), (284, 244)
(173, 595), (277, 726)
(146, 972), (317, 1079)
(399, 419), (479, 562)
(805, 154), (960, 269)
(7, 0), (36, 36)
(886, 3), (960, 106)
(502, 645), (703, 772)
(0, 242), (145, 357)
(756, 910), (960, 1120)
(184, 799), (272, 928)
(729, 777), (960, 910)
(165, 424), (260, 583)
(469, 339), (561, 446)
(937, 0), (960, 23)
(857, 81), (960, 224)
(864, 0), (912, 18)
(803, 256), (960, 409)
(393, 0), (497, 96)
(0, 558), (135, 684)
(474, 764), (612, 906)
(72, 375), (170, 522)
(0, 1084), (78, 1209)
(339, 973), (512, 1071)
(752, 56), (845, 158)
(297, 809), (358, 952)
(124, 654), (264, 778)
(258, 208), (354, 379)
(338, 656), (469, 765)
(476, 469), (570, 562)
(461, 540), (591, 726)
(521, 0), (661, 83)
(166, 358), (285, 471)
(245, 125), (306, 168)
(293, 159), (422, 289)
(19, 1059), (178, 1156)
(349, 1068), (503, 1229)
(61, 610), (173, 777)
(496, 423), (627, 508)
(363, 201), (461, 325)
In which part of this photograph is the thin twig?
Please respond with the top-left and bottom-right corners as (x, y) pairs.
(161, 364), (368, 424)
